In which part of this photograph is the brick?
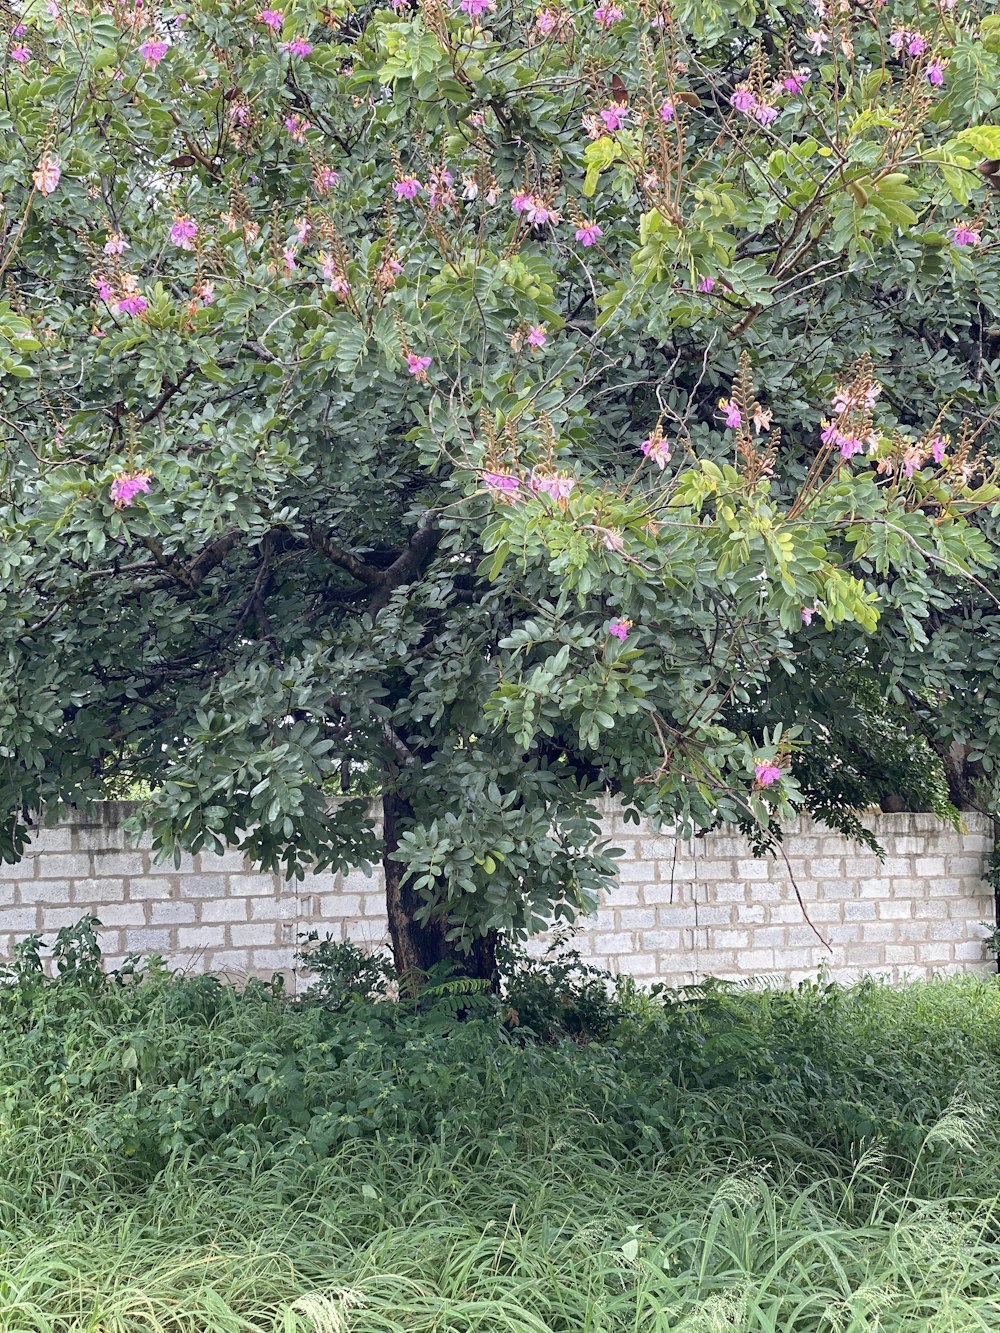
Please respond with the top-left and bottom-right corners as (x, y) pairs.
(913, 857), (947, 878)
(93, 904), (147, 927)
(124, 876), (176, 902)
(617, 860), (655, 884)
(946, 856), (984, 878)
(875, 900), (912, 920)
(753, 927), (787, 949)
(250, 896), (295, 922)
(642, 929), (684, 950)
(861, 923), (895, 943)
(30, 826), (74, 853)
(176, 926), (225, 950)
(229, 923), (274, 946)
(0, 908), (39, 935)
(123, 928), (173, 952)
(692, 905), (734, 927)
(844, 901), (877, 921)
(89, 851), (146, 877)
(809, 857), (845, 879)
(735, 860), (772, 881)
(735, 903), (768, 924)
(250, 947), (293, 971)
(71, 877), (126, 905)
(884, 945), (917, 965)
(954, 940), (989, 962)
(41, 906), (90, 931)
(618, 908), (656, 929)
(201, 899), (249, 923)
(149, 901), (194, 925)
(178, 874), (228, 899)
(227, 874), (281, 898)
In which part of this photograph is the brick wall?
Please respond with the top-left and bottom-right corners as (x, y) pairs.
(0, 804), (995, 989)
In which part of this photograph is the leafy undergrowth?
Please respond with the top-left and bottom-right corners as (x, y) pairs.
(0, 923), (999, 1330)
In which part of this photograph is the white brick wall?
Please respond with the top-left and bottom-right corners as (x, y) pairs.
(0, 805), (995, 991)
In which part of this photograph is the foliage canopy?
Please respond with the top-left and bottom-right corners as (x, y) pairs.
(2, 0), (1000, 970)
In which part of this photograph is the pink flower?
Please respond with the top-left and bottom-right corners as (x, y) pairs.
(526, 325), (547, 347)
(640, 434), (671, 468)
(889, 29), (906, 51)
(575, 221), (603, 247)
(169, 215), (198, 250)
(406, 353), (432, 378)
(395, 176), (422, 199)
(592, 3), (623, 25)
(10, 45), (30, 63)
(12, 22), (26, 35)
(730, 88), (756, 114)
(284, 115), (310, 142)
(294, 217), (311, 244)
(457, 0), (496, 14)
(753, 102), (778, 126)
(282, 37), (312, 55)
(32, 153), (60, 195)
(781, 70), (809, 94)
(116, 294), (148, 316)
(92, 275), (114, 302)
(197, 281), (215, 306)
(511, 191), (535, 214)
(257, 8), (283, 28)
(531, 473), (575, 501)
(110, 471), (152, 508)
(930, 436), (947, 464)
(608, 618), (631, 640)
(926, 60), (945, 86)
(283, 245), (297, 273)
(483, 472), (520, 499)
(314, 166), (339, 193)
(806, 28), (827, 54)
(720, 399), (741, 429)
(103, 233), (128, 256)
(902, 445), (924, 478)
(697, 275), (716, 293)
(426, 167), (454, 209)
(138, 38), (169, 65)
(527, 198), (560, 225)
(599, 103), (628, 132)
(801, 607), (814, 626)
(754, 762), (782, 788)
(949, 223), (980, 248)
(820, 423), (864, 459)
(659, 99), (675, 122)
(907, 34), (926, 56)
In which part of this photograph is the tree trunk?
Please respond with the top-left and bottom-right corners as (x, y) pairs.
(382, 791), (499, 992)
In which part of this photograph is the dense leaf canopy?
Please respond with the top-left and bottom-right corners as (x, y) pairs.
(2, 0), (999, 963)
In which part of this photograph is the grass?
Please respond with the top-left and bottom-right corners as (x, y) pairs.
(0, 931), (999, 1330)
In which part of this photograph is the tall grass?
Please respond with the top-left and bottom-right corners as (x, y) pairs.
(0, 942), (998, 1330)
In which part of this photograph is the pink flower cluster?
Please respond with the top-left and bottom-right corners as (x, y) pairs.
(169, 215), (198, 250)
(483, 472), (521, 500)
(608, 618), (631, 640)
(138, 38), (169, 66)
(949, 222), (980, 248)
(640, 431), (671, 469)
(592, 2), (623, 26)
(531, 473), (575, 501)
(889, 28), (927, 56)
(110, 472), (152, 508)
(575, 221), (603, 247)
(282, 37), (312, 56)
(455, 0), (496, 15)
(512, 192), (561, 226)
(754, 762), (782, 788)
(820, 421), (865, 460)
(32, 153), (61, 195)
(719, 399), (741, 430)
(729, 86), (778, 126)
(406, 353), (432, 378)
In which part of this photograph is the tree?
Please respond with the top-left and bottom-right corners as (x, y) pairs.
(1, 0), (999, 980)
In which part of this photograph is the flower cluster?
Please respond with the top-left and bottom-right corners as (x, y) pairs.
(949, 222), (981, 248)
(110, 472), (152, 508)
(512, 192), (561, 226)
(821, 371), (881, 460)
(32, 153), (61, 195)
(608, 618), (631, 640)
(639, 427), (671, 469)
(754, 761), (782, 788)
